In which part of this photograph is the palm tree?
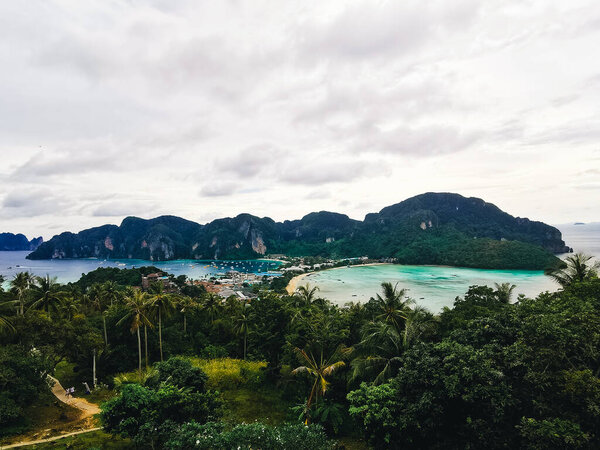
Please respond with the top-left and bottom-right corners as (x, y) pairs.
(11, 271), (34, 315)
(371, 282), (413, 331)
(178, 296), (198, 334)
(148, 282), (175, 362)
(296, 284), (320, 306)
(0, 313), (14, 333)
(494, 282), (516, 303)
(351, 306), (435, 385)
(202, 293), (222, 324)
(88, 283), (109, 345)
(28, 275), (65, 313)
(118, 290), (152, 375)
(233, 309), (252, 360)
(291, 346), (345, 424)
(101, 281), (121, 307)
(545, 253), (600, 287)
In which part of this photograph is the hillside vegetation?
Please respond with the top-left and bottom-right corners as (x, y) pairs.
(27, 193), (570, 270)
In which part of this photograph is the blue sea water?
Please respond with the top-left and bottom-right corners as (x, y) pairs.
(0, 252), (282, 285)
(0, 223), (597, 311)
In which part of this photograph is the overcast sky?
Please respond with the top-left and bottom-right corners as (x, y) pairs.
(1, 0), (599, 239)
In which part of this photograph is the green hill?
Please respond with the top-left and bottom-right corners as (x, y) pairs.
(27, 193), (570, 270)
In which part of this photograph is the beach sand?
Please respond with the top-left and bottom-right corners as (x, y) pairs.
(285, 262), (390, 294)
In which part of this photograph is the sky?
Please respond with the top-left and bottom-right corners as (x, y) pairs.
(1, 0), (599, 240)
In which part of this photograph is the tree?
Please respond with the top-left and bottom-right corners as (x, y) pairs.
(348, 341), (513, 449)
(292, 346), (345, 424)
(28, 275), (65, 313)
(351, 306), (435, 385)
(233, 309), (252, 360)
(148, 282), (175, 362)
(178, 296), (198, 334)
(296, 284), (320, 306)
(101, 280), (122, 306)
(100, 380), (220, 448)
(494, 282), (516, 303)
(118, 290), (152, 375)
(371, 282), (413, 331)
(10, 272), (34, 315)
(202, 293), (222, 324)
(88, 283), (109, 346)
(0, 345), (53, 427)
(546, 253), (600, 287)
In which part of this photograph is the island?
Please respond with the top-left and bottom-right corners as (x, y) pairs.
(27, 192), (571, 270)
(0, 232), (43, 251)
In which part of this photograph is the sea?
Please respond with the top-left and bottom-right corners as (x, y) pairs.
(0, 223), (598, 312)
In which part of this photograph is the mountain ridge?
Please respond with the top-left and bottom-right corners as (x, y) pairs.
(26, 192), (571, 270)
(0, 233), (43, 251)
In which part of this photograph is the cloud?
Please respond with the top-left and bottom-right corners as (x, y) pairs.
(353, 123), (482, 156)
(92, 201), (159, 217)
(1, 190), (66, 217)
(279, 158), (385, 185)
(199, 182), (239, 197)
(215, 144), (281, 178)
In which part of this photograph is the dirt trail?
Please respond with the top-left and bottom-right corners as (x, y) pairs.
(0, 377), (101, 449)
(47, 376), (100, 417)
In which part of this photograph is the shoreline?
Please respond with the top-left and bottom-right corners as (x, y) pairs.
(285, 262), (391, 294)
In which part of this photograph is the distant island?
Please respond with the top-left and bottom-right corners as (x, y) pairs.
(27, 193), (571, 270)
(0, 233), (43, 251)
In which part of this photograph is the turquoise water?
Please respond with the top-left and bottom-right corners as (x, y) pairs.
(0, 224), (597, 311)
(303, 264), (558, 312)
(302, 224), (599, 312)
(0, 251), (282, 285)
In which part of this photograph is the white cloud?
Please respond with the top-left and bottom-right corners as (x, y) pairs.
(0, 0), (599, 239)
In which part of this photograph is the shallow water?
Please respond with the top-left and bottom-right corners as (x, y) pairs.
(303, 264), (558, 312)
(301, 223), (599, 312)
(0, 252), (282, 285)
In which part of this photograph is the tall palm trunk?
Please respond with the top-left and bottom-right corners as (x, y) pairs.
(102, 315), (108, 345)
(184, 313), (187, 334)
(159, 309), (163, 362)
(137, 326), (142, 375)
(144, 325), (149, 368)
(243, 333), (247, 360)
(19, 296), (24, 316)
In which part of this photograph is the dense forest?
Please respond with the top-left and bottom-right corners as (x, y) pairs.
(0, 253), (598, 448)
(27, 193), (570, 270)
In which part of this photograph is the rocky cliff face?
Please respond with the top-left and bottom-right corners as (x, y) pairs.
(26, 193), (571, 269)
(0, 233), (43, 251)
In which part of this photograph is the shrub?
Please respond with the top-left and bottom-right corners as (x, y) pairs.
(190, 358), (266, 390)
(165, 421), (335, 450)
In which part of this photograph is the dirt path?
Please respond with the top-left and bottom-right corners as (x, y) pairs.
(47, 376), (100, 418)
(0, 427), (101, 449)
(0, 377), (101, 449)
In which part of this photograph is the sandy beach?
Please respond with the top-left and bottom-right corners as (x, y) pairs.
(285, 262), (390, 294)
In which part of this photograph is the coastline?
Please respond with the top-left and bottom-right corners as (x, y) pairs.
(285, 262), (391, 294)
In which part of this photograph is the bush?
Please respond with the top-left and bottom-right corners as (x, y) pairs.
(190, 358), (266, 390)
(100, 383), (221, 448)
(147, 357), (208, 392)
(165, 421), (335, 450)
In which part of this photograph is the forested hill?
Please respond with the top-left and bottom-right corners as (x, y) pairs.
(27, 193), (571, 270)
(0, 232), (43, 251)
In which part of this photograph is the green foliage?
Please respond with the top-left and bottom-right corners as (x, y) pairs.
(76, 266), (161, 290)
(164, 421), (335, 450)
(349, 341), (513, 449)
(147, 357), (208, 392)
(100, 382), (221, 448)
(28, 193), (567, 270)
(0, 345), (53, 429)
(190, 357), (266, 390)
(518, 417), (590, 449)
